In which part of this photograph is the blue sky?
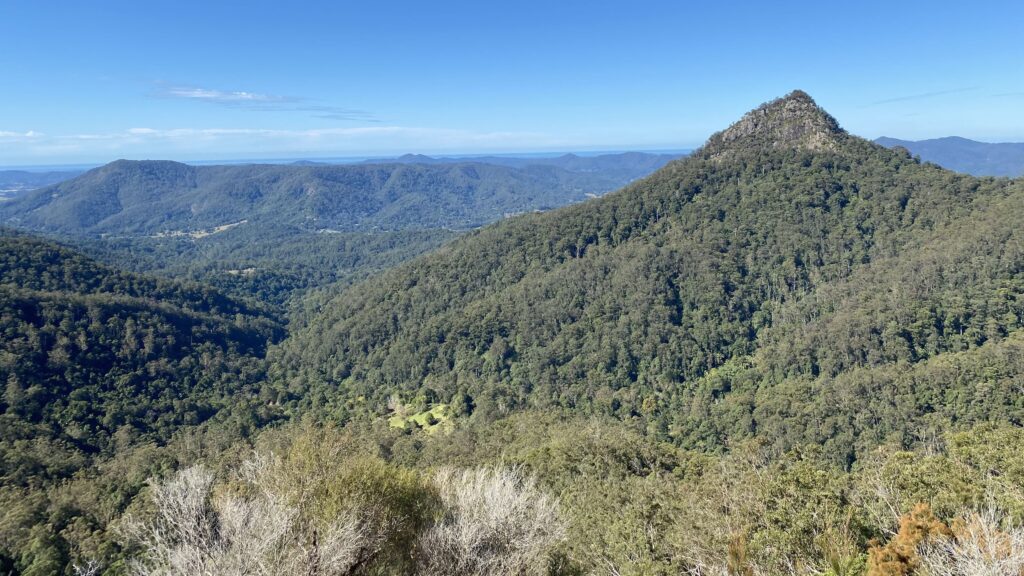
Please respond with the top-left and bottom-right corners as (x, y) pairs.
(2, 0), (1023, 165)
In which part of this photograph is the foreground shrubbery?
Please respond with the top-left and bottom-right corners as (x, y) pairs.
(6, 416), (1024, 575)
(53, 420), (1017, 576)
(116, 428), (566, 576)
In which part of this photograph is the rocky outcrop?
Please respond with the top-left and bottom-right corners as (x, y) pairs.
(700, 90), (847, 160)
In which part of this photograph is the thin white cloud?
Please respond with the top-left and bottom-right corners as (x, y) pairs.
(71, 133), (121, 141)
(165, 87), (295, 103)
(0, 130), (43, 139)
(155, 84), (377, 122)
(865, 87), (979, 107)
(110, 126), (552, 143)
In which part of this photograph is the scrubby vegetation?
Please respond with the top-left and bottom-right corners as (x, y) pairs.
(24, 420), (1024, 575)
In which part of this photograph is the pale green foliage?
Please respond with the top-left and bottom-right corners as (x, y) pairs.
(121, 461), (380, 576)
(918, 508), (1024, 576)
(417, 467), (566, 576)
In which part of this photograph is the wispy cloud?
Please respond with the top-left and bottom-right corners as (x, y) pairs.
(155, 84), (378, 122)
(164, 86), (297, 104)
(865, 87), (979, 107)
(0, 130), (43, 139)
(110, 126), (552, 146)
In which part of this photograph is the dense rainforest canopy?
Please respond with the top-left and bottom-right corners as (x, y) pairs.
(2, 91), (1024, 575)
(273, 91), (1024, 464)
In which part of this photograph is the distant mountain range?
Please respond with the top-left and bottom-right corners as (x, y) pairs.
(875, 136), (1024, 177)
(0, 169), (83, 201)
(0, 152), (680, 306)
(0, 153), (680, 236)
(374, 151), (683, 178)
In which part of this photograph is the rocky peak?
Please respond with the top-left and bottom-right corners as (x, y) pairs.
(700, 90), (846, 159)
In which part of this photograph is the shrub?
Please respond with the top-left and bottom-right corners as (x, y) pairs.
(416, 467), (566, 575)
(917, 507), (1024, 576)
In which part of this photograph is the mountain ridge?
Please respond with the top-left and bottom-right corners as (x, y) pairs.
(273, 91), (1024, 461)
(0, 157), (674, 236)
(876, 135), (1024, 177)
(376, 150), (683, 175)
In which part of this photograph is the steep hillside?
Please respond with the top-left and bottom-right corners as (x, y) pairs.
(0, 230), (294, 575)
(876, 135), (1024, 177)
(0, 159), (649, 236)
(0, 230), (284, 464)
(273, 91), (1024, 461)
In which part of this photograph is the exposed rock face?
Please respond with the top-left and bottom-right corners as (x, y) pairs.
(700, 90), (847, 160)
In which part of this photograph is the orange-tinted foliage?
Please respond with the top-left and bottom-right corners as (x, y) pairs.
(867, 503), (952, 576)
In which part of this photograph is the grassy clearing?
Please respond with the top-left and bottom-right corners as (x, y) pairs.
(388, 404), (449, 433)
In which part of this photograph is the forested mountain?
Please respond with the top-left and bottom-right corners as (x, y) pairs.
(0, 158), (674, 307)
(876, 135), (1024, 177)
(274, 91), (1024, 463)
(0, 159), (653, 236)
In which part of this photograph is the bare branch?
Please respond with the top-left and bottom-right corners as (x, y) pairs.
(417, 466), (566, 576)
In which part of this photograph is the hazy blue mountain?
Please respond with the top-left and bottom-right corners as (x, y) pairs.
(875, 136), (1024, 177)
(0, 169), (82, 201)
(377, 151), (684, 181)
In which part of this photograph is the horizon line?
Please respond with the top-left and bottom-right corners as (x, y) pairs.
(0, 146), (696, 172)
